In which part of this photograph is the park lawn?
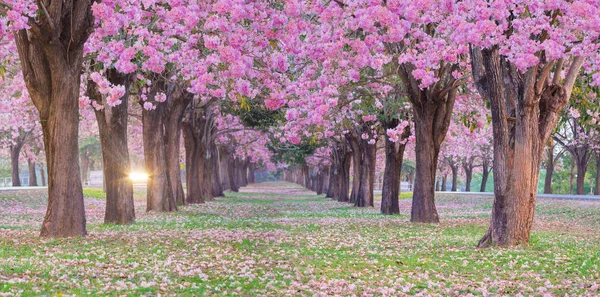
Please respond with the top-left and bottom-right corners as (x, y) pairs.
(0, 182), (599, 296)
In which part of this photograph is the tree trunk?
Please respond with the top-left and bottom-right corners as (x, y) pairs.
(575, 160), (588, 195)
(409, 98), (454, 223)
(10, 145), (22, 187)
(381, 120), (408, 215)
(88, 70), (135, 224)
(595, 155), (600, 195)
(14, 0), (95, 238)
(247, 163), (256, 184)
(143, 103), (176, 212)
(28, 160), (38, 187)
(441, 174), (447, 192)
(435, 179), (440, 191)
(164, 91), (191, 206)
(348, 134), (362, 204)
(543, 145), (554, 194)
(569, 159), (575, 194)
(302, 164), (311, 189)
(182, 113), (214, 204)
(227, 155), (239, 192)
(212, 144), (224, 197)
(40, 163), (47, 187)
(450, 164), (458, 192)
(80, 150), (90, 186)
(463, 163), (473, 192)
(470, 46), (583, 247)
(326, 165), (336, 198)
(480, 160), (490, 192)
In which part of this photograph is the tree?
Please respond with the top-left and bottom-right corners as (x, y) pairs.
(468, 1), (597, 247)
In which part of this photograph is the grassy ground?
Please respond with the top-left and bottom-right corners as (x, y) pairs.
(1, 182), (599, 296)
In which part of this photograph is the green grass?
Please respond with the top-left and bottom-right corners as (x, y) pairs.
(0, 183), (599, 296)
(83, 187), (106, 199)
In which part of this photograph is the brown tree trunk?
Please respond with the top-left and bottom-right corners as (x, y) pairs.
(463, 162), (473, 192)
(381, 120), (409, 215)
(143, 102), (176, 212)
(569, 159), (575, 194)
(326, 165), (336, 198)
(595, 155), (600, 195)
(441, 174), (447, 192)
(356, 138), (376, 207)
(450, 163), (458, 192)
(435, 179), (440, 191)
(10, 145), (22, 187)
(302, 164), (311, 189)
(40, 163), (47, 187)
(543, 145), (555, 194)
(409, 96), (455, 223)
(347, 134), (362, 204)
(28, 160), (38, 187)
(471, 46), (583, 247)
(575, 160), (588, 195)
(211, 144), (224, 197)
(181, 112), (214, 204)
(480, 160), (490, 192)
(228, 155), (239, 192)
(80, 149), (90, 186)
(247, 163), (256, 184)
(15, 0), (94, 238)
(88, 70), (135, 224)
(164, 91), (191, 205)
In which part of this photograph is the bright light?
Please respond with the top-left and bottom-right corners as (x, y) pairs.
(129, 172), (149, 183)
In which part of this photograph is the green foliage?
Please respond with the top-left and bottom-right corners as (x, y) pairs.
(220, 96), (284, 130)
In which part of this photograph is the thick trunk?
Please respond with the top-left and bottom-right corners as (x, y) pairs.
(227, 155), (239, 192)
(247, 163), (256, 184)
(182, 119), (214, 204)
(451, 164), (458, 192)
(164, 92), (191, 206)
(435, 179), (440, 191)
(441, 175), (447, 192)
(212, 145), (224, 197)
(463, 164), (473, 192)
(480, 161), (490, 192)
(471, 46), (582, 247)
(543, 146), (554, 194)
(356, 139), (376, 207)
(338, 153), (351, 202)
(322, 166), (330, 194)
(595, 156), (600, 195)
(575, 160), (588, 195)
(80, 151), (90, 186)
(381, 120), (408, 215)
(326, 165), (336, 198)
(348, 135), (362, 204)
(219, 148), (231, 191)
(88, 70), (135, 224)
(569, 159), (575, 194)
(15, 0), (93, 238)
(143, 104), (176, 212)
(410, 96), (454, 223)
(28, 160), (38, 187)
(10, 145), (22, 187)
(40, 163), (47, 187)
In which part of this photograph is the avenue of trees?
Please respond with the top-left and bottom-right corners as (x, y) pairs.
(0, 0), (599, 248)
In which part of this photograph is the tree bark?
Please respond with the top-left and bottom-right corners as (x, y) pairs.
(470, 46), (583, 247)
(211, 144), (224, 197)
(543, 144), (555, 194)
(450, 163), (458, 192)
(480, 160), (490, 192)
(143, 101), (176, 212)
(463, 161), (473, 192)
(15, 0), (95, 238)
(381, 120), (409, 215)
(575, 160), (588, 195)
(441, 174), (447, 192)
(88, 70), (135, 224)
(10, 144), (23, 187)
(347, 134), (362, 204)
(80, 149), (90, 186)
(595, 155), (600, 195)
(181, 108), (215, 204)
(27, 160), (37, 187)
(40, 163), (47, 187)
(164, 90), (191, 205)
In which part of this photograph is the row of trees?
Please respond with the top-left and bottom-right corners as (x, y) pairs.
(0, 1), (598, 249)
